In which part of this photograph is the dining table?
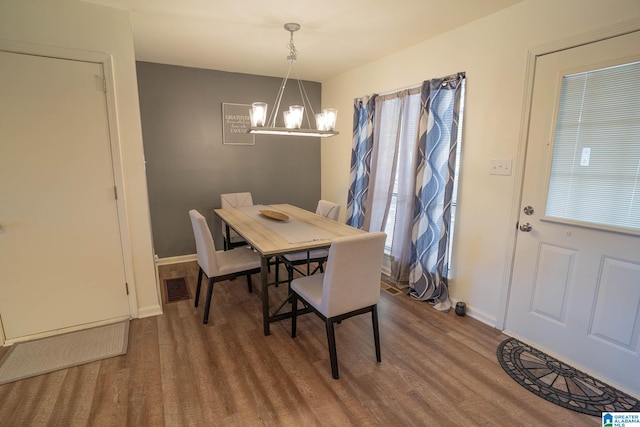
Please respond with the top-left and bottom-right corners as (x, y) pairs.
(214, 203), (365, 336)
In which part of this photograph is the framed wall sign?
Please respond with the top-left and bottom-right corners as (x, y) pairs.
(222, 103), (254, 145)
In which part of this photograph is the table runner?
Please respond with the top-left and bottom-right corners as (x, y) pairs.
(239, 205), (336, 244)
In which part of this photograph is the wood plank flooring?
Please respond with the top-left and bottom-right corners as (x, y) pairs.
(0, 261), (599, 426)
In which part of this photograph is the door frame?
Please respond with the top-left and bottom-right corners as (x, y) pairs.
(497, 17), (640, 330)
(0, 40), (139, 346)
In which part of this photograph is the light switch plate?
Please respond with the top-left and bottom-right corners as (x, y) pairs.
(489, 158), (512, 176)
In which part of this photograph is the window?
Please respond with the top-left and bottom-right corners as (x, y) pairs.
(377, 91), (421, 251)
(448, 86), (465, 269)
(546, 61), (640, 231)
(380, 82), (465, 277)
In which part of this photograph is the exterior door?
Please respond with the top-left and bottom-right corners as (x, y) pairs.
(506, 30), (640, 396)
(0, 51), (130, 341)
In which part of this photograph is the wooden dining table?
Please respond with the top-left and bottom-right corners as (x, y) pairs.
(214, 203), (365, 335)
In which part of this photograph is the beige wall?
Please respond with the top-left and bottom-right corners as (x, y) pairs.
(0, 0), (161, 336)
(321, 0), (640, 326)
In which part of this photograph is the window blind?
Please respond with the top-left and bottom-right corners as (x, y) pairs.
(546, 61), (640, 231)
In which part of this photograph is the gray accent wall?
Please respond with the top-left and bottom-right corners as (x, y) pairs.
(136, 61), (322, 258)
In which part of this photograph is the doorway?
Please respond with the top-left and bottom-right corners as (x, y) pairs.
(505, 29), (640, 396)
(0, 50), (131, 342)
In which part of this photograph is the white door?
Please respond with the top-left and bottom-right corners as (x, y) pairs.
(0, 51), (130, 341)
(506, 30), (640, 396)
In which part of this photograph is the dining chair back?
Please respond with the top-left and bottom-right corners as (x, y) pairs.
(192, 210), (221, 275)
(189, 209), (260, 324)
(281, 200), (341, 281)
(291, 231), (386, 379)
(316, 200), (340, 221)
(220, 192), (253, 250)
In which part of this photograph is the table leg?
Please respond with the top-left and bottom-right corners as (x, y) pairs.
(261, 256), (270, 336)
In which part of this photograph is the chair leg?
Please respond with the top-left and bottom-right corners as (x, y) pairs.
(326, 318), (339, 379)
(203, 277), (215, 324)
(224, 225), (231, 251)
(287, 263), (294, 294)
(194, 267), (204, 307)
(310, 261), (323, 275)
(246, 273), (253, 293)
(372, 305), (381, 362)
(291, 292), (298, 338)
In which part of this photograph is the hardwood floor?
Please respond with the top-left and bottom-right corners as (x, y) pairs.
(0, 261), (599, 426)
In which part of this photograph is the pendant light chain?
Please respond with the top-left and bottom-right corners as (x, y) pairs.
(287, 27), (298, 63)
(286, 24), (315, 127)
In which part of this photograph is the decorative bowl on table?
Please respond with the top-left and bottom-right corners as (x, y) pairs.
(260, 210), (289, 221)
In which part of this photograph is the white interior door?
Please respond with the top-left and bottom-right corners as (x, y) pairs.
(506, 31), (640, 396)
(0, 51), (130, 341)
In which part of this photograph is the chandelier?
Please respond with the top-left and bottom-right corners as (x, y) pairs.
(248, 23), (339, 138)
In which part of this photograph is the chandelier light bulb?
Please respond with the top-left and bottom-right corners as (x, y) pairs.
(323, 109), (337, 131)
(251, 102), (268, 127)
(289, 105), (304, 129)
(283, 110), (296, 129)
(315, 113), (326, 131)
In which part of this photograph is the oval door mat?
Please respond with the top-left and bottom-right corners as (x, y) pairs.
(497, 337), (640, 416)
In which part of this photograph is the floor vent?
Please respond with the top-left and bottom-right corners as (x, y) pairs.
(380, 282), (402, 296)
(166, 277), (190, 303)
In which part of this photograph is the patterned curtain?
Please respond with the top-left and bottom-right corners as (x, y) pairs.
(346, 95), (376, 228)
(409, 73), (465, 311)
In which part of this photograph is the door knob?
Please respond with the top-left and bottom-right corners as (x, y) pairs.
(523, 206), (534, 215)
(519, 222), (532, 232)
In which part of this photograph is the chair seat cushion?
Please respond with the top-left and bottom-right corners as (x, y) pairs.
(214, 246), (260, 276)
(291, 273), (324, 313)
(283, 249), (328, 263)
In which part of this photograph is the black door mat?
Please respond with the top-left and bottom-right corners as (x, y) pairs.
(166, 277), (190, 303)
(497, 337), (640, 416)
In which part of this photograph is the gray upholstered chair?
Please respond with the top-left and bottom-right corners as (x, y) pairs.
(291, 231), (386, 379)
(220, 192), (253, 250)
(189, 209), (260, 324)
(315, 199), (340, 221)
(280, 200), (340, 281)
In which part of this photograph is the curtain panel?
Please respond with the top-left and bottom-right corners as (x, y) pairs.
(347, 95), (376, 229)
(409, 73), (465, 311)
(348, 73), (464, 312)
(368, 88), (422, 285)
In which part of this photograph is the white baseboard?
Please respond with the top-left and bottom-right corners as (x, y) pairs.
(156, 254), (197, 266)
(137, 305), (163, 318)
(450, 297), (497, 328)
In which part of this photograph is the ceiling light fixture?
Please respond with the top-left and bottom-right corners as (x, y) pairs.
(248, 23), (339, 138)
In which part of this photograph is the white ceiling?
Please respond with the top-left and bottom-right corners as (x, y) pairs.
(85, 0), (522, 82)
